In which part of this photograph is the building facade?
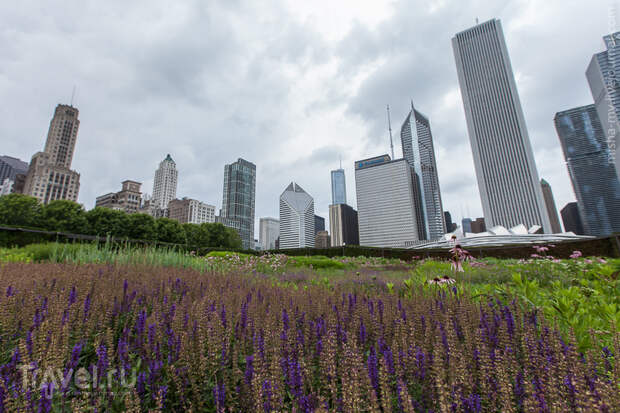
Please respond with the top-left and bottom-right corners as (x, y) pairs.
(400, 103), (446, 240)
(554, 105), (620, 236)
(95, 180), (143, 214)
(444, 211), (457, 232)
(221, 158), (256, 250)
(151, 154), (178, 211)
(279, 182), (315, 249)
(315, 230), (330, 248)
(259, 217), (280, 250)
(314, 215), (325, 235)
(0, 156), (28, 186)
(470, 218), (486, 233)
(452, 19), (551, 232)
(540, 179), (563, 233)
(561, 202), (585, 235)
(330, 168), (347, 205)
(586, 32), (620, 179)
(461, 218), (473, 234)
(168, 198), (216, 224)
(23, 104), (81, 204)
(329, 203), (359, 246)
(355, 155), (422, 248)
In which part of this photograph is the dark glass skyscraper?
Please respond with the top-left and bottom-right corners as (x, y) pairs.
(221, 158), (256, 249)
(330, 168), (346, 205)
(554, 105), (620, 236)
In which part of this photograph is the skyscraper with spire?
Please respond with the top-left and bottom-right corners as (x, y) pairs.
(24, 104), (81, 204)
(400, 102), (446, 240)
(151, 154), (178, 210)
(452, 18), (551, 232)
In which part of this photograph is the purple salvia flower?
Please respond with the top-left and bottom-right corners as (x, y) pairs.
(359, 320), (367, 345)
(367, 346), (379, 393)
(282, 309), (289, 331)
(68, 286), (76, 306)
(262, 380), (272, 412)
(26, 330), (33, 356)
(245, 355), (254, 385)
(213, 381), (225, 411)
(83, 294), (91, 322)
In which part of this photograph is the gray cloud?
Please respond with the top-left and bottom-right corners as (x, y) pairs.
(0, 0), (612, 236)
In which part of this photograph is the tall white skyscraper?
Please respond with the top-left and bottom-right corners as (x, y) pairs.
(279, 182), (315, 249)
(151, 154), (178, 210)
(452, 18), (551, 232)
(400, 103), (446, 240)
(355, 155), (421, 248)
(259, 217), (280, 250)
(586, 32), (620, 179)
(330, 168), (346, 205)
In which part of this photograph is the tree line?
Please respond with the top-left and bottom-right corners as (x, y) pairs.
(0, 194), (242, 249)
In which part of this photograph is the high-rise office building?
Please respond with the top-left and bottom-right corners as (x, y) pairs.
(23, 104), (81, 204)
(561, 202), (585, 235)
(315, 231), (330, 248)
(400, 103), (446, 240)
(168, 198), (216, 224)
(540, 179), (563, 233)
(330, 168), (347, 205)
(329, 203), (359, 246)
(554, 105), (620, 236)
(355, 155), (422, 248)
(259, 217), (280, 250)
(221, 158), (256, 250)
(452, 19), (551, 232)
(151, 154), (178, 210)
(314, 215), (325, 235)
(95, 180), (143, 214)
(444, 211), (457, 232)
(279, 182), (315, 249)
(0, 156), (28, 184)
(587, 32), (620, 179)
(470, 218), (486, 234)
(461, 218), (473, 234)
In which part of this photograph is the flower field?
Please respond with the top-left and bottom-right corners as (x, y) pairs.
(0, 244), (618, 412)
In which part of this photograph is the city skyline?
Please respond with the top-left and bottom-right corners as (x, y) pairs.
(0, 1), (612, 231)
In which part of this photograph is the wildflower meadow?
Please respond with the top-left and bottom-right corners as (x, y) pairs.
(0, 243), (618, 412)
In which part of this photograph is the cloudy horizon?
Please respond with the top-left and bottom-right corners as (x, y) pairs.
(0, 0), (614, 234)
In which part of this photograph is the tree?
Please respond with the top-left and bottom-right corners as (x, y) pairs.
(126, 213), (157, 241)
(206, 223), (242, 248)
(85, 207), (130, 237)
(40, 200), (88, 234)
(183, 223), (210, 248)
(0, 194), (42, 228)
(155, 218), (186, 244)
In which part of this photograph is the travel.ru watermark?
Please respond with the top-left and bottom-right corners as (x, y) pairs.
(607, 2), (618, 164)
(19, 364), (137, 400)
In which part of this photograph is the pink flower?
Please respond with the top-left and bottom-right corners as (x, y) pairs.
(569, 250), (582, 259)
(584, 259), (593, 264)
(598, 258), (607, 264)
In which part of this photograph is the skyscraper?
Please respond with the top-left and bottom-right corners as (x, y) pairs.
(330, 168), (347, 205)
(221, 158), (256, 249)
(452, 19), (551, 232)
(586, 32), (620, 179)
(329, 203), (359, 246)
(355, 155), (422, 248)
(561, 202), (585, 235)
(314, 215), (325, 235)
(554, 105), (620, 236)
(444, 211), (457, 232)
(279, 182), (315, 249)
(540, 179), (563, 233)
(0, 156), (28, 184)
(24, 104), (81, 204)
(400, 103), (446, 240)
(259, 217), (280, 250)
(151, 154), (178, 211)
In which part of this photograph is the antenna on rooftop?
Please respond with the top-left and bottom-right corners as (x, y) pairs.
(70, 85), (77, 106)
(339, 154), (342, 169)
(387, 104), (395, 159)
(475, 17), (479, 25)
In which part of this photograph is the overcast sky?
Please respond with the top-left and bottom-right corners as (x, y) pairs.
(0, 0), (614, 234)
